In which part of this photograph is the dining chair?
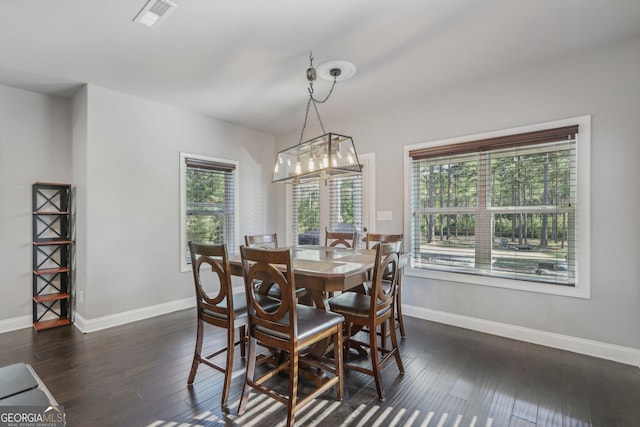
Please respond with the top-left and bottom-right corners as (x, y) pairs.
(325, 230), (356, 248)
(365, 233), (407, 339)
(325, 230), (356, 297)
(245, 233), (308, 302)
(365, 233), (403, 250)
(244, 233), (278, 249)
(238, 245), (345, 427)
(187, 241), (279, 411)
(328, 241), (404, 401)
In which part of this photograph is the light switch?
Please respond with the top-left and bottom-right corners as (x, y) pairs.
(377, 210), (393, 221)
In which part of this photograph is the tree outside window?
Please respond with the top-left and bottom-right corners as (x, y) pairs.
(180, 154), (237, 269)
(410, 125), (579, 286)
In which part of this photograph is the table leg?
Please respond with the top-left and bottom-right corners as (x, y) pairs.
(307, 289), (329, 310)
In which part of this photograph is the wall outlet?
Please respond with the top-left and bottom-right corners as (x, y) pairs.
(78, 290), (84, 304)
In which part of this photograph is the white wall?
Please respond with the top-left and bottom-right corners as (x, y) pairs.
(274, 36), (640, 351)
(75, 85), (275, 322)
(0, 85), (72, 326)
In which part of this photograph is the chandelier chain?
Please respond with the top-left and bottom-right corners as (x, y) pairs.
(298, 54), (337, 146)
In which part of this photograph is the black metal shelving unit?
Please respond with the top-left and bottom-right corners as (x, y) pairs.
(32, 182), (73, 331)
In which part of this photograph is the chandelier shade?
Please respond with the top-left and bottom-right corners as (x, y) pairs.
(272, 132), (361, 183)
(272, 53), (360, 184)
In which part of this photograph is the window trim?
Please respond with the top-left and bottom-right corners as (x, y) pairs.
(179, 152), (240, 272)
(403, 116), (591, 299)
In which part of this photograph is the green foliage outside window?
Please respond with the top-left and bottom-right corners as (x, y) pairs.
(338, 179), (356, 227)
(412, 142), (575, 284)
(295, 181), (319, 234)
(186, 168), (229, 245)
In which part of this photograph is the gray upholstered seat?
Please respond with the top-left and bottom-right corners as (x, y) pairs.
(0, 363), (57, 407)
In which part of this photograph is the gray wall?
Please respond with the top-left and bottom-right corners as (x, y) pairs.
(274, 36), (640, 350)
(0, 83), (275, 327)
(70, 86), (88, 321)
(74, 85), (275, 320)
(0, 85), (72, 325)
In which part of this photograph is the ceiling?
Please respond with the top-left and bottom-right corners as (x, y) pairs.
(1, 0), (639, 136)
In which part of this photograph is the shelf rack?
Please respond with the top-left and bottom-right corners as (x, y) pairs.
(32, 182), (73, 331)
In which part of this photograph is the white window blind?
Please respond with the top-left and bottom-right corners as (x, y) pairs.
(290, 172), (364, 246)
(291, 179), (320, 245)
(184, 157), (236, 258)
(409, 126), (578, 286)
(328, 174), (363, 234)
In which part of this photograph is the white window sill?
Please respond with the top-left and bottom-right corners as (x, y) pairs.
(406, 267), (590, 299)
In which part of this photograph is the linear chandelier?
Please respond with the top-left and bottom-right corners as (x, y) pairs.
(272, 54), (361, 183)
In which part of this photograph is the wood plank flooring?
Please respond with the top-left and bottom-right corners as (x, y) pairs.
(1, 309), (639, 426)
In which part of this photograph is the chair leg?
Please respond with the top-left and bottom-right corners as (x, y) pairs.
(187, 318), (204, 384)
(396, 275), (406, 338)
(286, 350), (299, 427)
(389, 315), (405, 375)
(239, 325), (246, 358)
(369, 321), (385, 401)
(221, 323), (235, 411)
(238, 336), (257, 415)
(333, 325), (344, 401)
(345, 322), (353, 362)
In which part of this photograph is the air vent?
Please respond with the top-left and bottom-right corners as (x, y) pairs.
(133, 0), (177, 29)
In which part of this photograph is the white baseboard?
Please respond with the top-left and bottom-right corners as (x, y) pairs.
(4, 300), (638, 368)
(403, 304), (640, 368)
(73, 297), (194, 333)
(0, 298), (196, 335)
(0, 315), (32, 333)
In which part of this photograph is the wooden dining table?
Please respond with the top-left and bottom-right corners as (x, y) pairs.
(229, 244), (408, 364)
(229, 245), (379, 362)
(228, 245), (377, 310)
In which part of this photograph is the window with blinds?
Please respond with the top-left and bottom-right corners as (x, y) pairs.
(291, 179), (320, 245)
(181, 154), (236, 265)
(290, 172), (364, 246)
(409, 125), (579, 286)
(328, 174), (363, 234)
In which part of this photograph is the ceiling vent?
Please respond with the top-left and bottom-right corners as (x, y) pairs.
(133, 0), (177, 29)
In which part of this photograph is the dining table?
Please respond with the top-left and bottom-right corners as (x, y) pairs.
(229, 244), (408, 373)
(229, 244), (381, 363)
(228, 245), (378, 310)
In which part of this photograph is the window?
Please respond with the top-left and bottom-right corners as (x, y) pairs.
(328, 174), (363, 233)
(180, 153), (238, 271)
(405, 117), (590, 297)
(291, 179), (321, 245)
(288, 154), (373, 247)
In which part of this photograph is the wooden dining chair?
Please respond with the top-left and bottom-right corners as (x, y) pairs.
(245, 233), (308, 302)
(244, 233), (278, 249)
(365, 233), (407, 339)
(325, 231), (356, 296)
(365, 233), (403, 250)
(187, 241), (279, 411)
(328, 241), (405, 401)
(325, 230), (356, 248)
(238, 245), (344, 427)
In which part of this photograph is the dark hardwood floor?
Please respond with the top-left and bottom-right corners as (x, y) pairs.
(1, 310), (639, 427)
